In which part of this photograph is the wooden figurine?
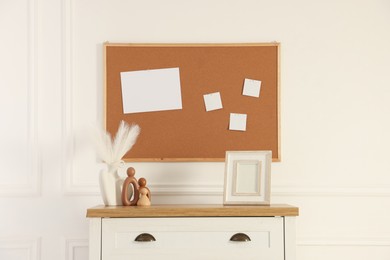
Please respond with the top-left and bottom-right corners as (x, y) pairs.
(121, 167), (139, 206)
(137, 178), (151, 206)
(137, 187), (151, 206)
(138, 178), (151, 201)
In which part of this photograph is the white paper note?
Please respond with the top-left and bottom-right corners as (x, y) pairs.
(203, 92), (223, 111)
(120, 67), (182, 114)
(229, 113), (247, 131)
(242, 78), (262, 98)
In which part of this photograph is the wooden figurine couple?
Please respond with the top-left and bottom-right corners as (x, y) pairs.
(121, 167), (151, 206)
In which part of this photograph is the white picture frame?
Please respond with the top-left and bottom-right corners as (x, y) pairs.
(223, 151), (271, 205)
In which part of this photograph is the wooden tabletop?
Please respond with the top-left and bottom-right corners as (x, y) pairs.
(86, 204), (299, 218)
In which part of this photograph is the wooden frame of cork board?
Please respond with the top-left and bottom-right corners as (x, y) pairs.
(104, 43), (280, 162)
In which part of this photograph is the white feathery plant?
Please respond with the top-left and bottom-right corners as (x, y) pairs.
(94, 121), (140, 171)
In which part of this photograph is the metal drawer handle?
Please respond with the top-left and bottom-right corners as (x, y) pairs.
(230, 233), (251, 242)
(134, 233), (156, 242)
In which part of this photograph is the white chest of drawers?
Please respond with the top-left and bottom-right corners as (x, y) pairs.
(87, 204), (299, 260)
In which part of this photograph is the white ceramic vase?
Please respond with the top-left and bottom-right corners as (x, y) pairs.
(99, 166), (132, 206)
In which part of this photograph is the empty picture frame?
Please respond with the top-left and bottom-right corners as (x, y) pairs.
(223, 151), (271, 205)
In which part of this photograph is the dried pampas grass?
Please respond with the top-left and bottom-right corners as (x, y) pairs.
(94, 120), (140, 169)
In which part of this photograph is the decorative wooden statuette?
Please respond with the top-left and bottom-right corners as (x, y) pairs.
(138, 178), (151, 201)
(121, 167), (140, 206)
(137, 178), (151, 206)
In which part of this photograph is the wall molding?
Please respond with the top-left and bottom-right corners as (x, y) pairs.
(0, 238), (41, 260)
(149, 183), (222, 196)
(64, 238), (88, 260)
(144, 184), (390, 197)
(61, 0), (99, 196)
(297, 236), (390, 247)
(154, 184), (390, 197)
(63, 180), (390, 197)
(0, 0), (41, 197)
(61, 0), (77, 195)
(272, 185), (390, 197)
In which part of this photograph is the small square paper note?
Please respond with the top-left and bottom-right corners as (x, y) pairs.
(242, 78), (262, 98)
(203, 92), (223, 111)
(229, 113), (247, 131)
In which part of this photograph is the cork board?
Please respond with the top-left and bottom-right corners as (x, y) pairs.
(104, 43), (280, 162)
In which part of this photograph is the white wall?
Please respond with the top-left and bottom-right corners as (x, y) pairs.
(1, 0), (390, 259)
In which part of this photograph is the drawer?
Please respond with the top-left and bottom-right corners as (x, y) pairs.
(102, 217), (284, 260)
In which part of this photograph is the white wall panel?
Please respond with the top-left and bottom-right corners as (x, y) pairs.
(0, 0), (40, 196)
(62, 0), (102, 195)
(0, 238), (40, 260)
(65, 239), (88, 260)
